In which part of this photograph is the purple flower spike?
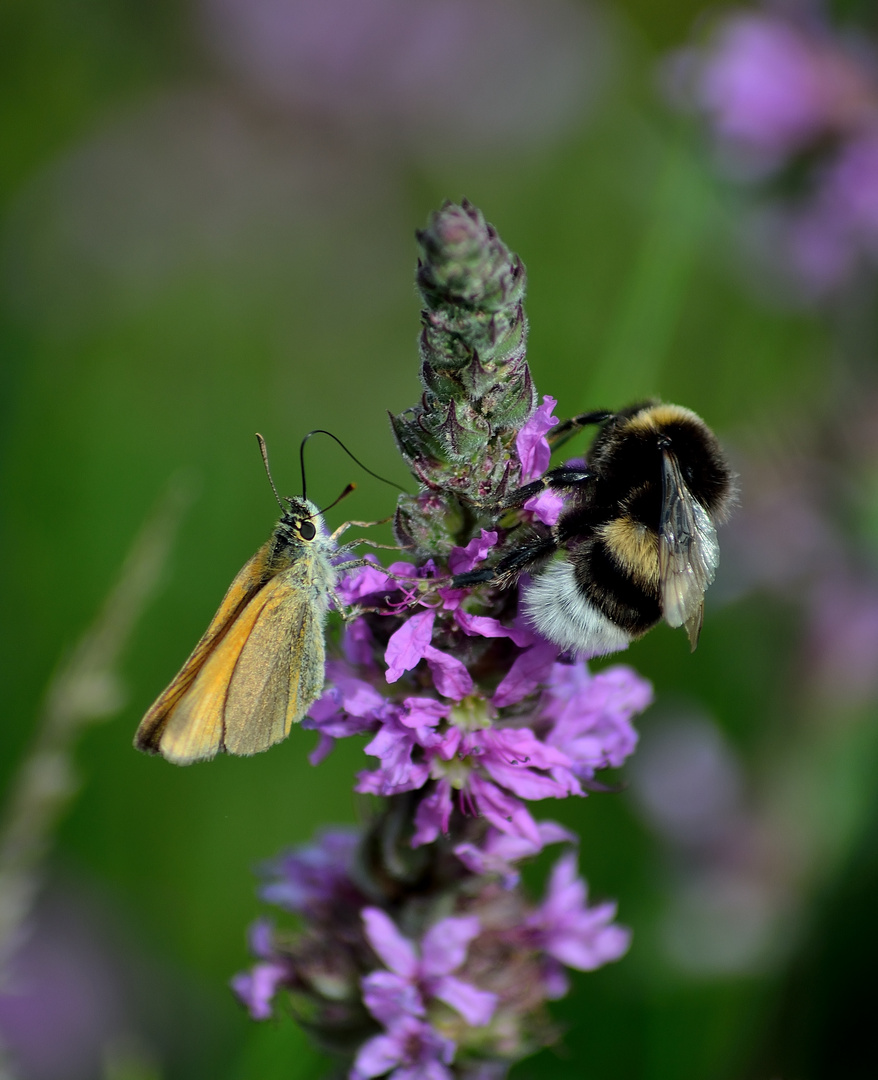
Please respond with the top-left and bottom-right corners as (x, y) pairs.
(233, 203), (652, 1074)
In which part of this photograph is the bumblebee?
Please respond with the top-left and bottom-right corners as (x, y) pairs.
(455, 402), (735, 656)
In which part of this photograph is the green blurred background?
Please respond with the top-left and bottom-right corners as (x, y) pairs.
(2, 1), (877, 1078)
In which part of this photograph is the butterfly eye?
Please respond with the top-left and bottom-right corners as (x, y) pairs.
(299, 520), (317, 541)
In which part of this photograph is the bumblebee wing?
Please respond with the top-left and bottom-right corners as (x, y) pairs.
(222, 561), (328, 756)
(658, 448), (720, 650)
(134, 539), (275, 759)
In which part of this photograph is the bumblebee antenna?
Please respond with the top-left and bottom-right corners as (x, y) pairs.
(301, 430), (408, 498)
(255, 433), (284, 511)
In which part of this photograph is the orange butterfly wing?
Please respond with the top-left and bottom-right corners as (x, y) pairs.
(134, 539), (275, 759)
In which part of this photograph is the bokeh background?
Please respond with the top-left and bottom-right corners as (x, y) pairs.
(3, 1), (878, 1077)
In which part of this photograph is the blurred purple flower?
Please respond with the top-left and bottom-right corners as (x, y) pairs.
(629, 713), (744, 848)
(200, 0), (610, 151)
(0, 898), (127, 1080)
(258, 828), (363, 913)
(804, 573), (878, 705)
(525, 852), (631, 994)
(543, 663), (649, 780)
(666, 4), (878, 297)
(361, 908), (497, 1027)
(230, 920), (291, 1020)
(673, 9), (878, 168)
(693, 15), (837, 163)
(352, 1014), (456, 1080)
(454, 820), (575, 888)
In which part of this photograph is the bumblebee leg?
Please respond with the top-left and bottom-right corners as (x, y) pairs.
(452, 533), (558, 588)
(496, 465), (593, 509)
(547, 410), (613, 451)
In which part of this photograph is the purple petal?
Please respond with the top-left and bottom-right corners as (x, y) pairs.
(548, 918), (632, 971)
(362, 722), (419, 771)
(308, 731), (336, 765)
(448, 530), (499, 575)
(362, 908), (418, 979)
(453, 840), (518, 886)
(473, 729), (580, 800)
(343, 616), (375, 666)
(492, 642), (558, 707)
(454, 820), (576, 887)
(542, 852), (584, 914)
(356, 761), (431, 797)
(340, 559), (393, 601)
(335, 675), (390, 717)
(357, 718), (431, 794)
(412, 780), (452, 846)
(424, 645), (474, 700)
(353, 1017), (456, 1079)
(230, 962), (287, 1020)
(399, 696), (450, 730)
(259, 830), (360, 912)
(541, 960), (570, 1000)
(469, 774), (542, 846)
(544, 663), (649, 775)
(352, 1032), (404, 1079)
(247, 918), (274, 959)
(394, 1065), (454, 1080)
(454, 610), (532, 646)
(531, 853), (632, 971)
(516, 395), (558, 482)
(523, 488), (565, 525)
(385, 610), (436, 682)
(420, 916), (480, 977)
(431, 974), (497, 1027)
(361, 970), (425, 1025)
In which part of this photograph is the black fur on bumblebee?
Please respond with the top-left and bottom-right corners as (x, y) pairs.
(453, 402), (735, 656)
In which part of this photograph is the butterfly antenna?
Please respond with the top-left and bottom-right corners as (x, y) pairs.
(301, 430), (408, 495)
(255, 433), (285, 511)
(321, 483), (357, 514)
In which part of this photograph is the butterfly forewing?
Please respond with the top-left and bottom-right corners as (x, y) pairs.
(134, 540), (275, 756)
